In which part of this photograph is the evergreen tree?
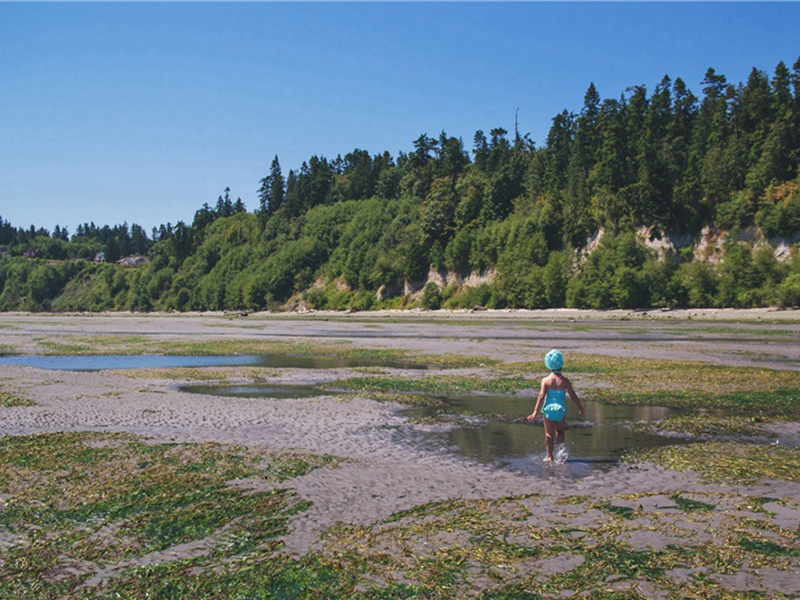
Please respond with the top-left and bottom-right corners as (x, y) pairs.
(472, 130), (489, 170)
(436, 132), (469, 180)
(543, 111), (574, 192)
(283, 169), (300, 216)
(342, 149), (376, 200)
(411, 134), (437, 168)
(216, 188), (235, 218)
(258, 155), (285, 214)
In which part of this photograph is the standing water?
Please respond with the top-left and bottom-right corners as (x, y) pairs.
(0, 354), (430, 371)
(396, 392), (678, 477)
(0, 353), (695, 477)
(182, 383), (689, 477)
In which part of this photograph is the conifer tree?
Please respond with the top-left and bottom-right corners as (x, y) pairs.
(258, 156), (285, 214)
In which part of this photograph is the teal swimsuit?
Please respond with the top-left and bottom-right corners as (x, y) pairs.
(542, 388), (567, 422)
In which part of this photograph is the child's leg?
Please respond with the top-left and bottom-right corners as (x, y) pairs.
(543, 418), (556, 460)
(555, 420), (566, 446)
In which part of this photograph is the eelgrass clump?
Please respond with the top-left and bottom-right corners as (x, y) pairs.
(294, 493), (799, 599)
(628, 441), (800, 483)
(631, 414), (768, 438)
(328, 375), (537, 396)
(0, 391), (35, 407)
(118, 365), (282, 381)
(0, 432), (336, 599)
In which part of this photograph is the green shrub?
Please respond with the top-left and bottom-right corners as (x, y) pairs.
(421, 282), (442, 310)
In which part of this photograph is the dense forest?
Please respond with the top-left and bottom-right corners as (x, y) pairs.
(2, 59), (800, 313)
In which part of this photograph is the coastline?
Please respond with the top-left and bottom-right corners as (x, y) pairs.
(2, 306), (799, 321)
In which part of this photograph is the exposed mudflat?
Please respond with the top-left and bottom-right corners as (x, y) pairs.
(1, 310), (798, 596)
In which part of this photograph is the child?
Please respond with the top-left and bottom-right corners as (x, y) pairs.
(526, 349), (584, 462)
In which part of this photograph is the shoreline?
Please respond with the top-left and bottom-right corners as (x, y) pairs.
(1, 306), (799, 322)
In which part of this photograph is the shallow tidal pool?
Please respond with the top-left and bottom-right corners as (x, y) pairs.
(0, 353), (430, 371)
(182, 382), (701, 478)
(2, 352), (728, 478)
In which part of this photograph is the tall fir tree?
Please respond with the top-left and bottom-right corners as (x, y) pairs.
(258, 155), (285, 214)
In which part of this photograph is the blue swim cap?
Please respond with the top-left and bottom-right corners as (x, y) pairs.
(544, 349), (564, 371)
(542, 402), (566, 422)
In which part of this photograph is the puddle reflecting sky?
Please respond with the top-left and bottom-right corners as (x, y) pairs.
(0, 355), (260, 371)
(0, 354), (429, 371)
(398, 394), (679, 478)
(183, 383), (331, 399)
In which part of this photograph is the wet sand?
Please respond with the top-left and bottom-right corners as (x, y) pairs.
(3, 306), (800, 368)
(1, 310), (799, 593)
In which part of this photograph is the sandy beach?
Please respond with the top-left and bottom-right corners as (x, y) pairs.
(1, 309), (799, 597)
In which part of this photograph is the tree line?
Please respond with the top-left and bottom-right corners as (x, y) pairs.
(1, 58), (799, 312)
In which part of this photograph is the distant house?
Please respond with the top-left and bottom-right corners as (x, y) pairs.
(23, 248), (43, 259)
(93, 252), (106, 263)
(116, 255), (150, 267)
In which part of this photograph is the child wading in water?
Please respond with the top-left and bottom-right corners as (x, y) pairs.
(526, 349), (584, 462)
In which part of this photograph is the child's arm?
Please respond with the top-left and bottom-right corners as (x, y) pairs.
(526, 380), (547, 421)
(565, 378), (584, 415)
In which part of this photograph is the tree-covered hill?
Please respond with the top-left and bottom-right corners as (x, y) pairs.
(2, 59), (800, 312)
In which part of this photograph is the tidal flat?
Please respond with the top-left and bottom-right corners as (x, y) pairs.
(0, 310), (798, 599)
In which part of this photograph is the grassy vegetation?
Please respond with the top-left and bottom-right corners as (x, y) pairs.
(0, 432), (337, 599)
(20, 336), (347, 356)
(168, 491), (795, 599)
(0, 391), (35, 407)
(329, 375), (536, 396)
(35, 338), (96, 355)
(117, 365), (284, 382)
(11, 429), (794, 599)
(629, 441), (800, 484)
(631, 414), (769, 438)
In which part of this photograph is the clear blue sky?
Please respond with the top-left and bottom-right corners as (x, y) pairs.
(2, 2), (799, 235)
